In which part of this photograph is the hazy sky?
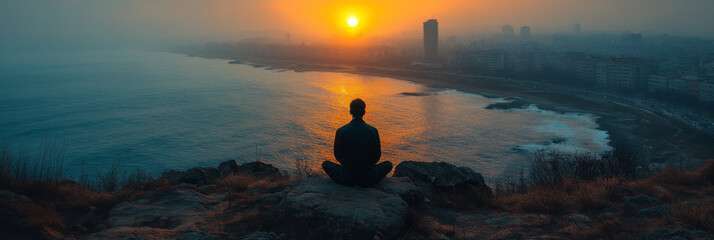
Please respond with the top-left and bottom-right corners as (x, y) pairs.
(2, 0), (713, 51)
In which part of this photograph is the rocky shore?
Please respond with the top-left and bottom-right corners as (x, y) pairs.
(2, 159), (713, 240)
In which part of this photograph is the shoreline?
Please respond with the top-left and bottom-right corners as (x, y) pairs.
(215, 55), (714, 168)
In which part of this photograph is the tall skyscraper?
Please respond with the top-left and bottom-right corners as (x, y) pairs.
(502, 25), (514, 37)
(423, 19), (439, 62)
(573, 23), (581, 34)
(520, 26), (531, 37)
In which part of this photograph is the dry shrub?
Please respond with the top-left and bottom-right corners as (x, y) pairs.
(668, 200), (714, 232)
(88, 190), (121, 213)
(0, 172), (123, 239)
(290, 158), (325, 179)
(649, 160), (714, 186)
(497, 177), (622, 213)
(500, 185), (572, 213)
(571, 177), (622, 210)
(97, 162), (123, 192)
(0, 200), (65, 239)
(216, 173), (289, 191)
(529, 148), (640, 187)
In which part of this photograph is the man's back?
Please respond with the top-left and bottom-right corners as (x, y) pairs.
(334, 118), (381, 170)
(322, 98), (392, 187)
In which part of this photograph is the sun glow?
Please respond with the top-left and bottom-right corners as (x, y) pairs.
(347, 16), (358, 27)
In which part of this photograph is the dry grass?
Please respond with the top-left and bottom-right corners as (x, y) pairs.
(495, 177), (622, 213)
(430, 184), (493, 210)
(528, 149), (640, 187)
(216, 172), (290, 191)
(494, 161), (712, 214)
(562, 216), (633, 240)
(649, 161), (714, 186)
(481, 160), (714, 239)
(666, 198), (714, 232)
(399, 208), (458, 240)
(0, 139), (66, 183)
(0, 172), (123, 239)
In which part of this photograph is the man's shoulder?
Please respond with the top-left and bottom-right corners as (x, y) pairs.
(338, 119), (378, 133)
(336, 123), (350, 134)
(364, 122), (378, 131)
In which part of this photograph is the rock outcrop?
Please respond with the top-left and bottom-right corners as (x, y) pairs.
(91, 189), (227, 239)
(257, 177), (422, 240)
(160, 160), (284, 186)
(392, 161), (491, 196)
(235, 161), (283, 179)
(181, 167), (221, 185)
(624, 194), (657, 213)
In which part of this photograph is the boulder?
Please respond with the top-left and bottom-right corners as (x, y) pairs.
(0, 189), (30, 203)
(205, 167), (221, 183)
(244, 231), (279, 240)
(258, 177), (422, 240)
(107, 189), (226, 228)
(624, 194), (657, 213)
(162, 170), (186, 184)
(217, 160), (239, 177)
(642, 225), (712, 240)
(236, 161), (284, 179)
(636, 205), (668, 218)
(392, 161), (489, 195)
(94, 189), (227, 239)
(486, 216), (524, 225)
(58, 178), (88, 190)
(180, 167), (220, 185)
(568, 214), (592, 222)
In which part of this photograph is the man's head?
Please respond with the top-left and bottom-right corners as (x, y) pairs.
(349, 98), (366, 119)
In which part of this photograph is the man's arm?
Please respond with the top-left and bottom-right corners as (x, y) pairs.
(373, 129), (381, 165)
(334, 129), (345, 165)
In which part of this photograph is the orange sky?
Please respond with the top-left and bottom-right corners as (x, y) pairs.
(3, 0), (714, 51)
(267, 0), (462, 39)
(120, 0), (714, 43)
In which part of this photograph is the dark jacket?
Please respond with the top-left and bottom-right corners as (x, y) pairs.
(333, 118), (381, 180)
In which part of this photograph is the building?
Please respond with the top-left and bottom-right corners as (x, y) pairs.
(502, 25), (514, 37)
(601, 57), (647, 90)
(699, 80), (714, 102)
(576, 56), (603, 84)
(648, 75), (670, 92)
(595, 62), (608, 86)
(423, 19), (439, 62)
(447, 49), (505, 71)
(573, 23), (581, 34)
(520, 26), (531, 37)
(668, 77), (690, 93)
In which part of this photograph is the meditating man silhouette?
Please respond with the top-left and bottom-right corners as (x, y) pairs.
(322, 98), (393, 187)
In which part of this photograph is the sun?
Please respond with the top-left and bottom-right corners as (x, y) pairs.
(347, 16), (359, 27)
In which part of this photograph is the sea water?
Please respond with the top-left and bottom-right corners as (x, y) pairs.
(0, 51), (610, 179)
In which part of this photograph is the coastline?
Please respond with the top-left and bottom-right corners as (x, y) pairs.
(216, 55), (714, 168)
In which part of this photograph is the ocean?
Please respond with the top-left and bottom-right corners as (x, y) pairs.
(0, 50), (610, 179)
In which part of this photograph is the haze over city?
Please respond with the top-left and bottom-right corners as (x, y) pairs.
(3, 0), (714, 51)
